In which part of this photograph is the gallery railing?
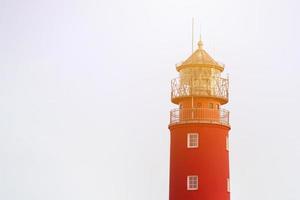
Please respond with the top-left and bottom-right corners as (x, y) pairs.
(171, 76), (229, 103)
(169, 107), (230, 127)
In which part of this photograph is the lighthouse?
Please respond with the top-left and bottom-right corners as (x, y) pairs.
(168, 39), (230, 200)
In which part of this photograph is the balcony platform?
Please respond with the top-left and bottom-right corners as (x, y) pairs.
(169, 108), (230, 127)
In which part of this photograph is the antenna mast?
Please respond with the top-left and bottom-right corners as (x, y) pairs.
(192, 17), (194, 53)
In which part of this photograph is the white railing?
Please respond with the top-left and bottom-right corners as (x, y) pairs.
(170, 108), (230, 126)
(171, 76), (229, 102)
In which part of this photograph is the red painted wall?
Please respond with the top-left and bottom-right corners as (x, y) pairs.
(169, 123), (230, 200)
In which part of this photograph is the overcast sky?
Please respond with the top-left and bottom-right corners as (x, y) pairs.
(1, 0), (300, 199)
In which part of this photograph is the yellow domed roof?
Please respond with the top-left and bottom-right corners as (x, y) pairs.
(176, 40), (224, 71)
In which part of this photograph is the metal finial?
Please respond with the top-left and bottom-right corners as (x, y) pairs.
(198, 24), (203, 49)
(198, 35), (203, 49)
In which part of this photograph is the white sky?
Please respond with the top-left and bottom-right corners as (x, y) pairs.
(1, 0), (300, 199)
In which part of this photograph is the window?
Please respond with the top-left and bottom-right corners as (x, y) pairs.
(216, 104), (220, 110)
(226, 136), (229, 151)
(208, 103), (213, 109)
(227, 178), (230, 192)
(187, 133), (199, 148)
(187, 176), (198, 190)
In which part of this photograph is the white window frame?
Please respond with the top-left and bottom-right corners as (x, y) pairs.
(187, 133), (199, 148)
(227, 178), (230, 192)
(187, 175), (198, 190)
(226, 135), (229, 151)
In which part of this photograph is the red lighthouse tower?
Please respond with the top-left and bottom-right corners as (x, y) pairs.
(169, 39), (230, 200)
